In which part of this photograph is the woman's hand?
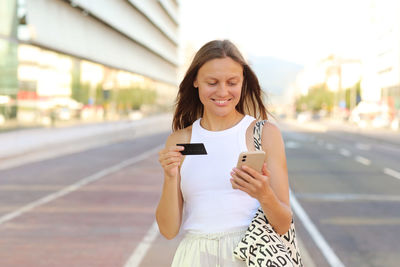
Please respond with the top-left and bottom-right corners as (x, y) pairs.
(230, 163), (273, 203)
(158, 146), (184, 179)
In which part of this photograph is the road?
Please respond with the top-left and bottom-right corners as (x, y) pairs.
(0, 117), (399, 266)
(282, 121), (400, 267)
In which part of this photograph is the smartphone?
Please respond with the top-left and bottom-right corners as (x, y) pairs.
(177, 143), (207, 155)
(236, 151), (266, 172)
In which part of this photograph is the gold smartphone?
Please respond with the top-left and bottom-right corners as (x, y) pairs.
(236, 151), (266, 173)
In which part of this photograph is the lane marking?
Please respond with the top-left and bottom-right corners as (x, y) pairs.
(296, 193), (400, 202)
(321, 217), (400, 226)
(0, 184), (160, 192)
(290, 191), (345, 267)
(286, 141), (301, 149)
(355, 156), (371, 166)
(355, 143), (370, 151)
(339, 148), (351, 157)
(0, 145), (163, 226)
(124, 221), (159, 267)
(325, 143), (335, 150)
(0, 206), (157, 214)
(383, 168), (400, 180)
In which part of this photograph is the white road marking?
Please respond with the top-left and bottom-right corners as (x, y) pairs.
(383, 168), (400, 180)
(290, 191), (345, 267)
(0, 145), (163, 225)
(339, 148), (351, 157)
(355, 143), (370, 151)
(123, 221), (159, 267)
(286, 141), (301, 149)
(355, 156), (371, 166)
(325, 143), (335, 150)
(321, 217), (400, 225)
(296, 193), (400, 202)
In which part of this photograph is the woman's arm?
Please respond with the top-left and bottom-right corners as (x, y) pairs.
(231, 122), (292, 234)
(156, 132), (185, 239)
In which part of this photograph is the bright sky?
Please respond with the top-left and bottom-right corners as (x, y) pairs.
(179, 0), (374, 65)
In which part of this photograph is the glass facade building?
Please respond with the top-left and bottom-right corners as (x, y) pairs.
(0, 0), (179, 127)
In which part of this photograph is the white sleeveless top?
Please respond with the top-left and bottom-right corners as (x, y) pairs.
(180, 115), (260, 234)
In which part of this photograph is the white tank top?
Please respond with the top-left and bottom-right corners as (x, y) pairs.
(180, 115), (260, 234)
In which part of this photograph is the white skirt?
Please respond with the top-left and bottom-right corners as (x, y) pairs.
(171, 228), (247, 267)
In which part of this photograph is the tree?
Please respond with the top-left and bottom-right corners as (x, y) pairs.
(295, 84), (334, 112)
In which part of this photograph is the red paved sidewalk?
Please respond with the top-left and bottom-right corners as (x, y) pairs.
(0, 153), (179, 266)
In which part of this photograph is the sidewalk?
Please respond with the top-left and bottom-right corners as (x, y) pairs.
(0, 113), (172, 169)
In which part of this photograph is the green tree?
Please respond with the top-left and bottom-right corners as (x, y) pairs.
(113, 87), (157, 114)
(295, 84), (334, 112)
(345, 80), (361, 109)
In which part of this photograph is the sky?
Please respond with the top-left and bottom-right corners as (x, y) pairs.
(178, 0), (374, 65)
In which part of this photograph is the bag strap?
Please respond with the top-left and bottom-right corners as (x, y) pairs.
(253, 120), (266, 151)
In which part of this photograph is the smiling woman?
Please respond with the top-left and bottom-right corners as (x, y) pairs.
(172, 40), (267, 131)
(194, 57), (243, 121)
(156, 40), (294, 267)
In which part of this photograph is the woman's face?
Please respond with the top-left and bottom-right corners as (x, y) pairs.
(194, 57), (243, 118)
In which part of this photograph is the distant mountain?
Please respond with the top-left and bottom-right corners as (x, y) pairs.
(248, 56), (303, 97)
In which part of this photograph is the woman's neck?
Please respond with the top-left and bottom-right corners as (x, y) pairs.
(200, 111), (244, 131)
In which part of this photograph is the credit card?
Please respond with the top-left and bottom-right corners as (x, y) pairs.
(177, 143), (207, 155)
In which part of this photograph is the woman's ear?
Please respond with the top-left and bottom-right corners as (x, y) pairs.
(193, 79), (198, 88)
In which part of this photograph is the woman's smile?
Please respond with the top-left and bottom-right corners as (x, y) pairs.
(212, 98), (232, 106)
(194, 57), (243, 117)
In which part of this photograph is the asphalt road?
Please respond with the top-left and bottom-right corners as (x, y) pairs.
(1, 121), (399, 267)
(281, 122), (400, 267)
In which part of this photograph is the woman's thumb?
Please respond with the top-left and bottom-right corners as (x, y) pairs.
(262, 163), (270, 176)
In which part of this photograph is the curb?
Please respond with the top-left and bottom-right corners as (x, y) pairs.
(0, 114), (172, 170)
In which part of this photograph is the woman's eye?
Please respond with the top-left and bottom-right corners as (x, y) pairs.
(228, 82), (237, 86)
(208, 82), (217, 86)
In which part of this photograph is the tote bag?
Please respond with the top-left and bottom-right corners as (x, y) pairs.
(233, 120), (303, 267)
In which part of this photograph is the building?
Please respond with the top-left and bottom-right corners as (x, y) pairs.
(0, 0), (179, 126)
(292, 55), (361, 114)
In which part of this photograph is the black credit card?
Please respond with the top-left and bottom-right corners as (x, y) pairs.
(177, 143), (207, 155)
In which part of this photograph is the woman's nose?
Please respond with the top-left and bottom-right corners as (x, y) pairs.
(216, 83), (229, 96)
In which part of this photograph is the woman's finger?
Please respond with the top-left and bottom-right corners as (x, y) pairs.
(232, 167), (254, 183)
(231, 172), (248, 186)
(160, 156), (182, 166)
(159, 151), (182, 162)
(159, 146), (184, 158)
(168, 146), (185, 152)
(230, 178), (250, 194)
(241, 165), (264, 180)
(231, 171), (258, 192)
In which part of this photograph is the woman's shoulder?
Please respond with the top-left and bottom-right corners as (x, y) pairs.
(165, 125), (192, 146)
(261, 120), (280, 131)
(260, 120), (284, 145)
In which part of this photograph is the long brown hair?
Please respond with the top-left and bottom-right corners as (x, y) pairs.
(173, 40), (268, 131)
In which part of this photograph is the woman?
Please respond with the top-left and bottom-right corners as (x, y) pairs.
(156, 40), (292, 266)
